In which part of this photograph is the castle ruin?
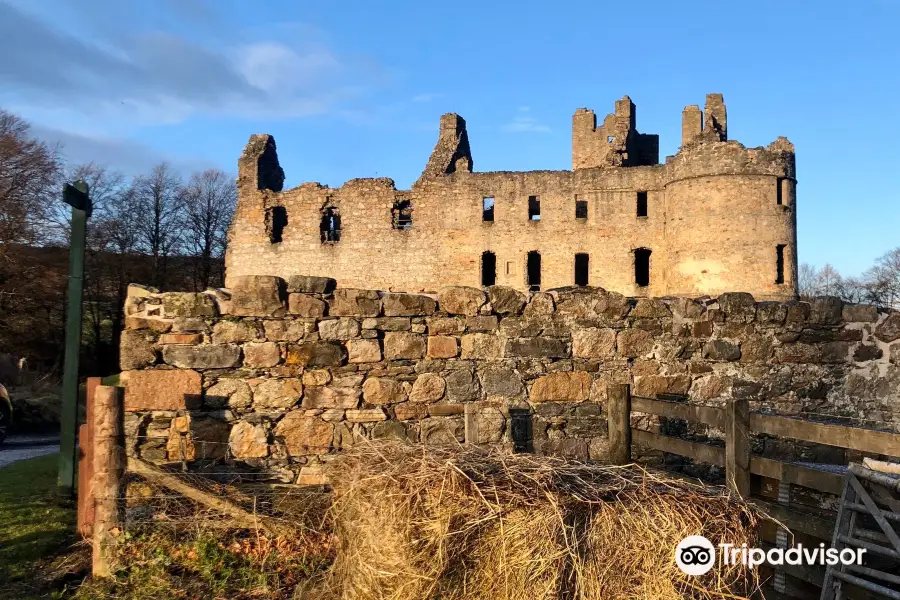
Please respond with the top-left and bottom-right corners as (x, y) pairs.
(226, 94), (798, 301)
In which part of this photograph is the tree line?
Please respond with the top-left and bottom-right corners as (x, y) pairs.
(0, 109), (236, 376)
(798, 251), (900, 309)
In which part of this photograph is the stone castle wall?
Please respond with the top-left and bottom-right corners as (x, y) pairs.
(226, 93), (798, 301)
(119, 275), (900, 484)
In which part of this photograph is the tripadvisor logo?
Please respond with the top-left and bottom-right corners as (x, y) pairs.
(675, 535), (866, 575)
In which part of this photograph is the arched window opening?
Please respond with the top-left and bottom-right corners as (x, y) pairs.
(527, 251), (541, 291)
(481, 251), (496, 286)
(320, 205), (341, 243)
(392, 200), (413, 230)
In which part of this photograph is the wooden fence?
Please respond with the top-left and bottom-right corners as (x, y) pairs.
(606, 383), (900, 600)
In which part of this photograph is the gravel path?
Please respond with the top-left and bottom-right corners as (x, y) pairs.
(0, 435), (60, 468)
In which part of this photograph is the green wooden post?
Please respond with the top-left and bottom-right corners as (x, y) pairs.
(58, 180), (91, 500)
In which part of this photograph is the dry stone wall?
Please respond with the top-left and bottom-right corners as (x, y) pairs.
(120, 276), (900, 484)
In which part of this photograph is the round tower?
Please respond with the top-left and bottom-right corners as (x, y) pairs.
(663, 137), (797, 301)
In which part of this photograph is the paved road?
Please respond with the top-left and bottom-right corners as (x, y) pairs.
(0, 435), (60, 468)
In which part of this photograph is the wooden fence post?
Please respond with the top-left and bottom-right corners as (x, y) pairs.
(92, 385), (124, 578)
(726, 398), (750, 498)
(77, 377), (101, 538)
(608, 383), (632, 465)
(464, 404), (477, 444)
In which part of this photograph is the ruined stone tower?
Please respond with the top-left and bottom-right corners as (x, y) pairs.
(226, 93), (797, 300)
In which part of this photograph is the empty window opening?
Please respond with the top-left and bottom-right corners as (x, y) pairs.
(391, 200), (413, 230)
(575, 199), (588, 219)
(481, 251), (497, 286)
(267, 206), (287, 244)
(776, 178), (785, 205)
(526, 251), (542, 291)
(607, 136), (614, 143)
(320, 206), (341, 243)
(634, 248), (651, 287)
(528, 195), (541, 221)
(575, 253), (589, 286)
(776, 244), (786, 284)
(636, 191), (648, 217)
(482, 197), (495, 222)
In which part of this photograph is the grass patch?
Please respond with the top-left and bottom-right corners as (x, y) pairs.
(0, 453), (81, 600)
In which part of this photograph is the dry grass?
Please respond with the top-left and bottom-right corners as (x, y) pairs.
(316, 441), (763, 600)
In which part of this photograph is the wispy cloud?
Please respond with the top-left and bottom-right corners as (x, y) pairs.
(0, 0), (383, 135)
(411, 93), (443, 103)
(502, 106), (551, 133)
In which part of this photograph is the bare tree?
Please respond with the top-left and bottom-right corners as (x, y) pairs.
(864, 247), (900, 309)
(798, 263), (820, 299)
(182, 169), (235, 289)
(132, 163), (184, 288)
(818, 264), (842, 297)
(0, 110), (61, 249)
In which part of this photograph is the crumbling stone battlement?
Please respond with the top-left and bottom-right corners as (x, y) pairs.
(227, 93), (798, 302)
(120, 278), (899, 484)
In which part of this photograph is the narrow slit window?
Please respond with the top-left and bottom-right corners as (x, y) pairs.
(776, 178), (784, 205)
(636, 191), (648, 217)
(526, 251), (541, 291)
(482, 197), (495, 222)
(607, 136), (614, 143)
(391, 200), (413, 230)
(776, 244), (786, 284)
(575, 253), (589, 286)
(267, 206), (287, 244)
(320, 206), (341, 243)
(506, 261), (513, 276)
(634, 248), (651, 287)
(481, 251), (496, 286)
(575, 199), (588, 219)
(528, 195), (540, 221)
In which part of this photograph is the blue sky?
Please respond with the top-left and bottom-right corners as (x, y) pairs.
(1, 0), (898, 275)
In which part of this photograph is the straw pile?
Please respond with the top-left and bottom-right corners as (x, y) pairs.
(315, 441), (762, 600)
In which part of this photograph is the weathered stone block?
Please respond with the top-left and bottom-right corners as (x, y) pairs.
(286, 275), (336, 294)
(530, 371), (592, 402)
(875, 313), (900, 343)
(523, 292), (555, 318)
(384, 331), (426, 360)
(252, 378), (302, 410)
(633, 375), (691, 398)
(347, 408), (388, 423)
(162, 344), (241, 369)
(125, 316), (172, 332)
(158, 333), (203, 345)
(288, 293), (326, 317)
(437, 286), (486, 316)
(631, 298), (671, 319)
(756, 302), (788, 325)
(301, 369), (332, 386)
(347, 339), (382, 363)
(229, 420), (268, 459)
(409, 373), (445, 403)
(691, 375), (731, 400)
(243, 342), (281, 367)
(231, 275), (285, 317)
(461, 333), (503, 359)
(362, 317), (410, 331)
(444, 368), (480, 402)
(479, 365), (524, 397)
(394, 402), (428, 420)
(382, 293), (437, 316)
(362, 377), (408, 405)
(572, 327), (616, 359)
(426, 317), (465, 335)
(163, 292), (217, 318)
(505, 337), (568, 358)
(120, 330), (158, 370)
(853, 344), (883, 362)
(669, 297), (705, 319)
(329, 289), (381, 317)
(263, 319), (314, 342)
(205, 378), (252, 409)
(428, 404), (464, 416)
(302, 385), (360, 409)
(616, 328), (653, 358)
(372, 421), (411, 441)
(702, 339), (741, 361)
(427, 336), (458, 359)
(842, 304), (878, 323)
(122, 369), (202, 411)
(808, 296), (843, 326)
(785, 302), (811, 324)
(284, 342), (347, 367)
(421, 417), (464, 444)
(274, 412), (333, 455)
(212, 320), (262, 344)
(718, 292), (756, 323)
(487, 286), (527, 315)
(466, 315), (499, 332)
(318, 318), (360, 340)
(775, 342), (851, 364)
(740, 336), (773, 363)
